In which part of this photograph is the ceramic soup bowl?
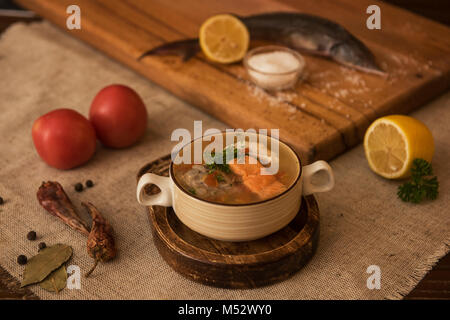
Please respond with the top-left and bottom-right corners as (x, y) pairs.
(137, 131), (334, 241)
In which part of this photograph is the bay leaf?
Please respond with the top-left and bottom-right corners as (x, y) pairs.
(39, 265), (67, 293)
(21, 244), (72, 287)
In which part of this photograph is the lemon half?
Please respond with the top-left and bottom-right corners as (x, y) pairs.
(364, 115), (434, 179)
(199, 14), (249, 64)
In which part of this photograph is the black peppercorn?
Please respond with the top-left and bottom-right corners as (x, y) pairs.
(0, 196), (4, 205)
(17, 255), (27, 265)
(85, 180), (94, 188)
(38, 242), (46, 251)
(75, 183), (83, 192)
(27, 231), (37, 241)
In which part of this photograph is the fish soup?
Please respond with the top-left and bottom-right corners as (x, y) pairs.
(172, 134), (298, 205)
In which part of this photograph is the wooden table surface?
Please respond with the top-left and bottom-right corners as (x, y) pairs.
(0, 0), (448, 300)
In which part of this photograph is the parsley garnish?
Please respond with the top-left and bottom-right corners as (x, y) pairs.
(204, 147), (238, 174)
(205, 162), (231, 174)
(397, 158), (439, 203)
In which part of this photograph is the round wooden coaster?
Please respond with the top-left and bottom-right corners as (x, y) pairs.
(138, 158), (320, 289)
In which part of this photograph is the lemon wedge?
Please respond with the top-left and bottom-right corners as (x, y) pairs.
(199, 14), (249, 64)
(364, 115), (434, 179)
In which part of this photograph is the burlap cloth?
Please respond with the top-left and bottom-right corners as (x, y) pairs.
(0, 22), (448, 300)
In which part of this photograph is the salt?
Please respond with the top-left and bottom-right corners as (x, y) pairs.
(248, 51), (300, 74)
(245, 48), (304, 90)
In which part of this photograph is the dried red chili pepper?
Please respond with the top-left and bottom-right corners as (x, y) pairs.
(37, 181), (90, 235)
(82, 202), (116, 277)
(37, 181), (116, 277)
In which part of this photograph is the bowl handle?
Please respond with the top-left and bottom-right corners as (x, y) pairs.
(302, 160), (335, 195)
(137, 173), (173, 207)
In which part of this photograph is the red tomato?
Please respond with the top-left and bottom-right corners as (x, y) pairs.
(89, 85), (148, 148)
(32, 109), (97, 170)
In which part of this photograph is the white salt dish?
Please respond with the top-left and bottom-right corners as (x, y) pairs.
(244, 46), (305, 91)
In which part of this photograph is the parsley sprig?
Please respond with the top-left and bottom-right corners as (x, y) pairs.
(397, 158), (439, 203)
(204, 147), (238, 174)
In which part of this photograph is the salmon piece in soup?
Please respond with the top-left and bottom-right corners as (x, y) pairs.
(228, 156), (286, 200)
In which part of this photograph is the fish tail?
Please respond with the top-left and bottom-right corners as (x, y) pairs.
(138, 38), (200, 61)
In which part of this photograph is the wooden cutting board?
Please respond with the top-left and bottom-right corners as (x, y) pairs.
(17, 0), (450, 162)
